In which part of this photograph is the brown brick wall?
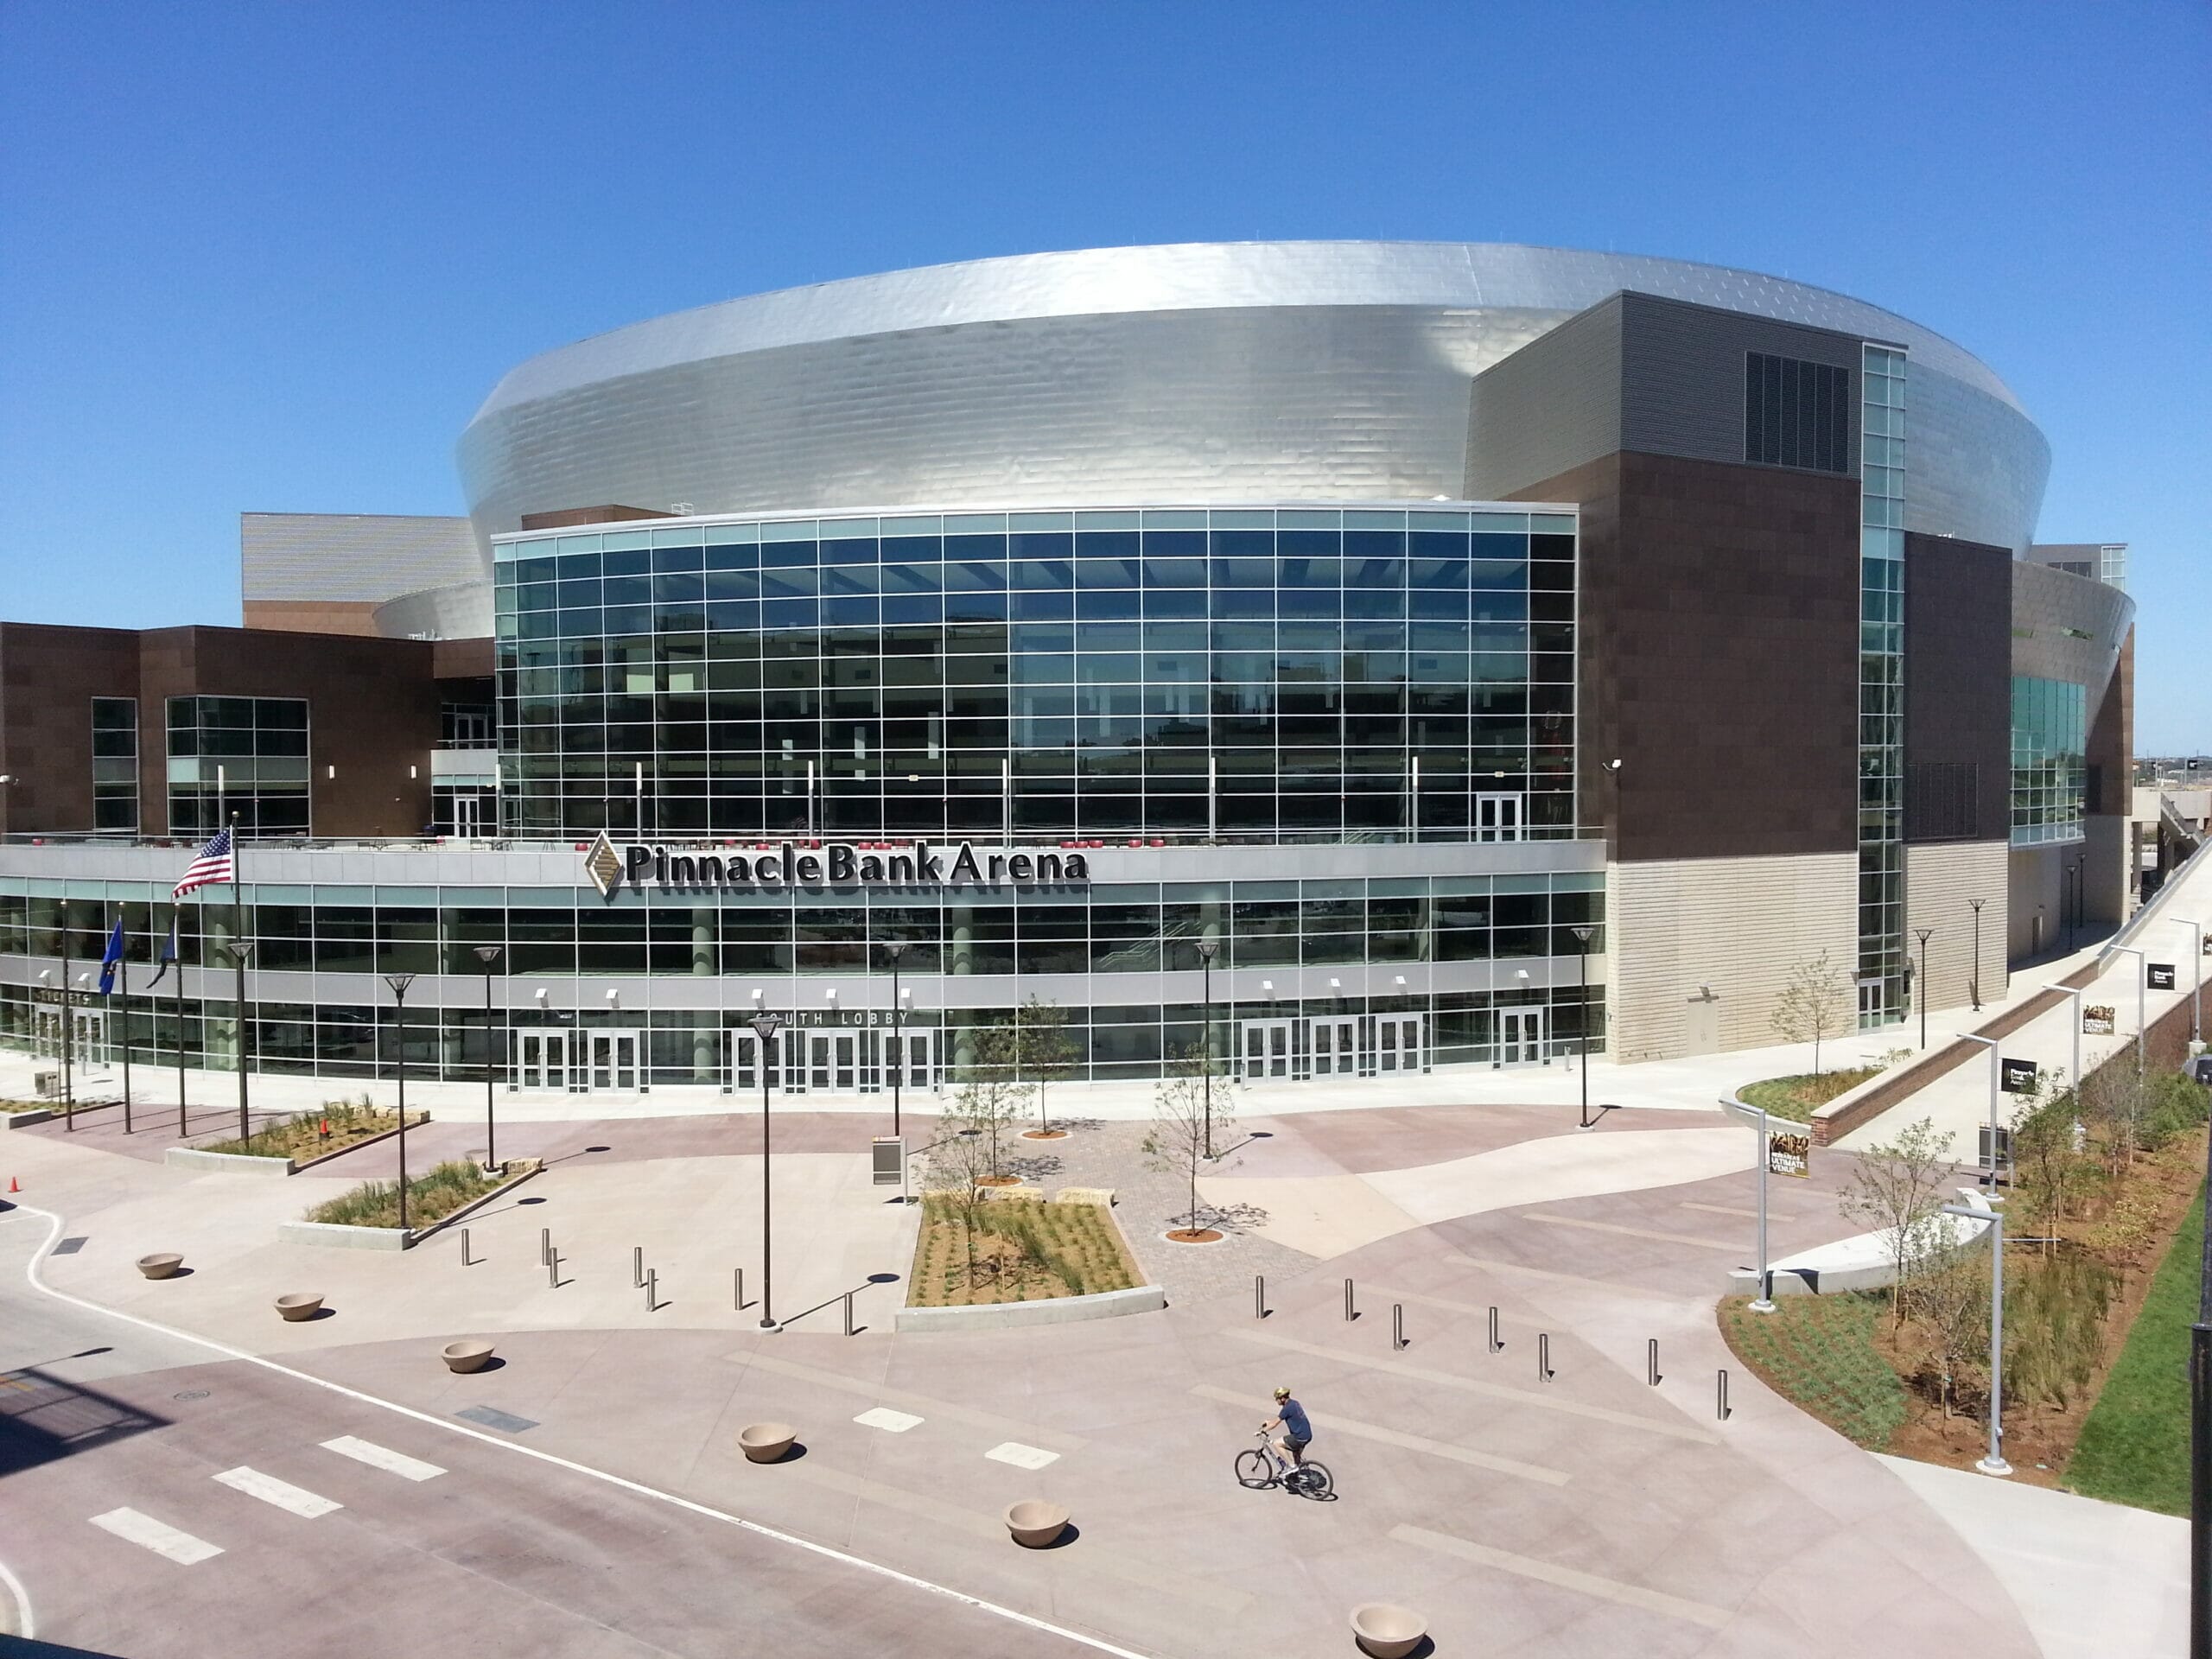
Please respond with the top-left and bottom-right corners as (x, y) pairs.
(0, 623), (143, 836)
(1903, 533), (2012, 842)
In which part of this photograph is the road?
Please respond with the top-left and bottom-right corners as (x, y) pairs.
(0, 1205), (1126, 1659)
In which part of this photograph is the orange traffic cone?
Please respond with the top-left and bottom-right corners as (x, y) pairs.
(7, 1177), (17, 1193)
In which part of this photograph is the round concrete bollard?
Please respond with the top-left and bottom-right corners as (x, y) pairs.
(441, 1339), (495, 1374)
(137, 1253), (183, 1281)
(738, 1422), (797, 1464)
(275, 1293), (323, 1323)
(1004, 1499), (1070, 1548)
(1350, 1604), (1427, 1659)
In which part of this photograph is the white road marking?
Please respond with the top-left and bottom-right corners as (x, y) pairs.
(983, 1441), (1059, 1470)
(320, 1435), (446, 1481)
(1394, 1522), (1731, 1629)
(854, 1406), (924, 1433)
(213, 1465), (342, 1518)
(0, 1548), (34, 1640)
(89, 1508), (224, 1565)
(9, 1205), (1156, 1659)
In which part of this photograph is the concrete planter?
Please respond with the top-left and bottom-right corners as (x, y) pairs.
(1004, 1499), (1069, 1548)
(163, 1112), (428, 1177)
(442, 1339), (494, 1374)
(1351, 1603), (1427, 1658)
(276, 1163), (540, 1252)
(3, 1109), (55, 1130)
(137, 1252), (183, 1280)
(738, 1422), (796, 1464)
(275, 1293), (323, 1322)
(895, 1283), (1165, 1333)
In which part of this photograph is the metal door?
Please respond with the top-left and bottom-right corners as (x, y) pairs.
(1473, 792), (1523, 843)
(1241, 1018), (1294, 1080)
(586, 1030), (639, 1092)
(1376, 1014), (1424, 1074)
(451, 793), (481, 837)
(807, 1032), (835, 1092)
(1497, 1008), (1543, 1066)
(514, 1030), (568, 1090)
(728, 1027), (789, 1093)
(1307, 1016), (1358, 1077)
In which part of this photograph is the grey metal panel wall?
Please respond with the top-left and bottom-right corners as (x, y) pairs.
(2011, 561), (2133, 689)
(1464, 297), (1623, 499)
(371, 580), (493, 641)
(1908, 368), (2051, 554)
(241, 513), (485, 605)
(1615, 292), (1861, 474)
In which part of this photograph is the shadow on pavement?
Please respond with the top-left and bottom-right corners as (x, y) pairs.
(0, 1366), (168, 1477)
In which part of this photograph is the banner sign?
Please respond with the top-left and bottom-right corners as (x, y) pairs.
(872, 1136), (906, 1187)
(31, 988), (101, 1008)
(1767, 1130), (1811, 1179)
(2148, 963), (2177, 990)
(1978, 1125), (2013, 1169)
(2000, 1057), (2039, 1093)
(2082, 1004), (2117, 1035)
(583, 831), (1090, 898)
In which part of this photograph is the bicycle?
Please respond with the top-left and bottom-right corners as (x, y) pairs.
(1235, 1429), (1333, 1498)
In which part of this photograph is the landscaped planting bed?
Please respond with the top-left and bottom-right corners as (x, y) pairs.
(908, 1196), (1141, 1306)
(1738, 1067), (1884, 1123)
(302, 1160), (504, 1230)
(1719, 1292), (1908, 1450)
(205, 1096), (416, 1162)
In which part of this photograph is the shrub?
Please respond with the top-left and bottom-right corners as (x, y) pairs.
(302, 1160), (500, 1230)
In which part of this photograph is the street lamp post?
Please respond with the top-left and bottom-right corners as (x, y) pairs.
(2111, 944), (2148, 1078)
(2045, 983), (2086, 1100)
(1969, 897), (1986, 1011)
(1913, 927), (1934, 1048)
(474, 945), (503, 1170)
(1195, 938), (1218, 1159)
(384, 973), (416, 1233)
(881, 941), (908, 1139)
(1942, 1202), (2012, 1477)
(2190, 1107), (2212, 1659)
(222, 939), (254, 1143)
(2184, 920), (2205, 1047)
(1571, 923), (1596, 1129)
(1957, 1034), (2003, 1186)
(1722, 1095), (1777, 1313)
(2066, 857), (2084, 955)
(751, 1011), (783, 1331)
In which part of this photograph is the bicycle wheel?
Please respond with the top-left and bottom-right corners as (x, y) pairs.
(1293, 1460), (1333, 1498)
(1234, 1449), (1275, 1489)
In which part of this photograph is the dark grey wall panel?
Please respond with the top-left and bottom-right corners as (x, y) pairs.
(1464, 298), (1622, 499)
(1615, 292), (1863, 474)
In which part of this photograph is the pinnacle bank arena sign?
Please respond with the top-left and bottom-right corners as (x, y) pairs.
(582, 832), (1091, 897)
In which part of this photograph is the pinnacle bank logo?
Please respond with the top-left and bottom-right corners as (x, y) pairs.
(581, 835), (1091, 896)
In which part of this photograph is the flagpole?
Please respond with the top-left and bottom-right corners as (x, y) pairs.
(114, 904), (132, 1135)
(231, 812), (249, 1144)
(60, 898), (73, 1132)
(173, 906), (187, 1138)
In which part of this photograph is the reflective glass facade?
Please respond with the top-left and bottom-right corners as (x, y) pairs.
(1857, 346), (1908, 1026)
(493, 505), (1578, 842)
(2009, 675), (2086, 846)
(166, 696), (312, 836)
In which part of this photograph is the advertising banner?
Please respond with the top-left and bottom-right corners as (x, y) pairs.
(2001, 1057), (2039, 1093)
(2148, 963), (2177, 991)
(1767, 1130), (1811, 1179)
(2082, 1004), (2117, 1035)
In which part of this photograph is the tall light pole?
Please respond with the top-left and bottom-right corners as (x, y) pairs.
(2184, 920), (2205, 1046)
(1721, 1095), (1777, 1313)
(1195, 938), (1217, 1158)
(221, 938), (254, 1143)
(1957, 1033), (2003, 1186)
(881, 940), (908, 1138)
(2111, 944), (2148, 1078)
(2189, 1106), (2211, 1659)
(751, 1011), (783, 1331)
(1913, 927), (1934, 1048)
(384, 973), (416, 1233)
(1968, 898), (1986, 1011)
(1571, 923), (1596, 1129)
(1942, 1202), (2011, 1477)
(474, 945), (503, 1170)
(2044, 983), (2086, 1098)
(58, 899), (73, 1127)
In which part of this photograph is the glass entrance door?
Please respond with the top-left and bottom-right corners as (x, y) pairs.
(1497, 1008), (1543, 1066)
(1240, 1018), (1295, 1080)
(1473, 792), (1523, 842)
(728, 1027), (787, 1093)
(867, 1027), (936, 1093)
(585, 1030), (640, 1092)
(451, 793), (482, 837)
(1376, 1014), (1423, 1074)
(514, 1030), (569, 1090)
(1308, 1016), (1358, 1077)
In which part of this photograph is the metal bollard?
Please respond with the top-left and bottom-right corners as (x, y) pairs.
(1718, 1368), (1731, 1421)
(546, 1251), (558, 1289)
(844, 1289), (855, 1337)
(1488, 1306), (1502, 1353)
(540, 1226), (550, 1267)
(734, 1266), (745, 1312)
(1648, 1337), (1661, 1386)
(633, 1246), (644, 1289)
(460, 1226), (471, 1267)
(1538, 1332), (1552, 1381)
(1255, 1274), (1266, 1319)
(1392, 1303), (1405, 1351)
(1344, 1278), (1356, 1322)
(645, 1267), (657, 1309)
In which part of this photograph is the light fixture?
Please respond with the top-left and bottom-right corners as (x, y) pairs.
(533, 987), (549, 1005)
(604, 988), (619, 1004)
(1516, 969), (1531, 981)
(1261, 979), (1274, 995)
(1393, 975), (1408, 988)
(751, 987), (764, 1002)
(1328, 976), (1342, 992)
(825, 988), (838, 1002)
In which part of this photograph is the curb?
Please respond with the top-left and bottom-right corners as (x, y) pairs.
(894, 1283), (1166, 1332)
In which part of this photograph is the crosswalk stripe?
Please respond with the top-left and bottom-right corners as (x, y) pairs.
(320, 1435), (446, 1481)
(854, 1407), (924, 1433)
(213, 1466), (343, 1517)
(89, 1508), (223, 1565)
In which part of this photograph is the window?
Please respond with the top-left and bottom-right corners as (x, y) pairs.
(166, 696), (312, 838)
(1745, 353), (1849, 473)
(90, 697), (138, 834)
(2010, 676), (2087, 846)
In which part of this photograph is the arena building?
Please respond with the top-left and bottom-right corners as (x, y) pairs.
(0, 243), (2135, 1096)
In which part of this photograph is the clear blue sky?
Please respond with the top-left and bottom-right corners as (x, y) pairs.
(2, 2), (2203, 749)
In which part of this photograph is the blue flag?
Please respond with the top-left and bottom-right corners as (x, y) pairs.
(146, 914), (180, 989)
(98, 919), (125, 996)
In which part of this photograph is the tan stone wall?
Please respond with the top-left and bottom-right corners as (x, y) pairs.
(1904, 840), (2010, 1015)
(1609, 853), (1858, 1063)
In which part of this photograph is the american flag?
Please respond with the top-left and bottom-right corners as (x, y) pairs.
(173, 826), (235, 899)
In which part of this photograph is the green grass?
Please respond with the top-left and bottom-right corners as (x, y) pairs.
(2067, 1180), (2204, 1514)
(302, 1160), (504, 1230)
(1738, 1066), (1884, 1123)
(1720, 1291), (1908, 1449)
(204, 1097), (404, 1160)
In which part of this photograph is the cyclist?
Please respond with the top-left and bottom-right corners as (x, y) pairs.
(1261, 1385), (1312, 1476)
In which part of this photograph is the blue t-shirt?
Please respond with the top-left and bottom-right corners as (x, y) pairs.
(1277, 1399), (1312, 1441)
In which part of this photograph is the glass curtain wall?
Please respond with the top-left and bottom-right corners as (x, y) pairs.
(166, 696), (312, 837)
(2009, 676), (2087, 845)
(1857, 346), (1908, 1028)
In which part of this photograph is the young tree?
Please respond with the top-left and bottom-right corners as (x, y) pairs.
(947, 1013), (1033, 1181)
(1142, 1047), (1241, 1236)
(1014, 995), (1079, 1136)
(1839, 1115), (1958, 1327)
(919, 1113), (997, 1284)
(2007, 1080), (2100, 1253)
(1770, 949), (1851, 1079)
(1904, 1249), (1989, 1419)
